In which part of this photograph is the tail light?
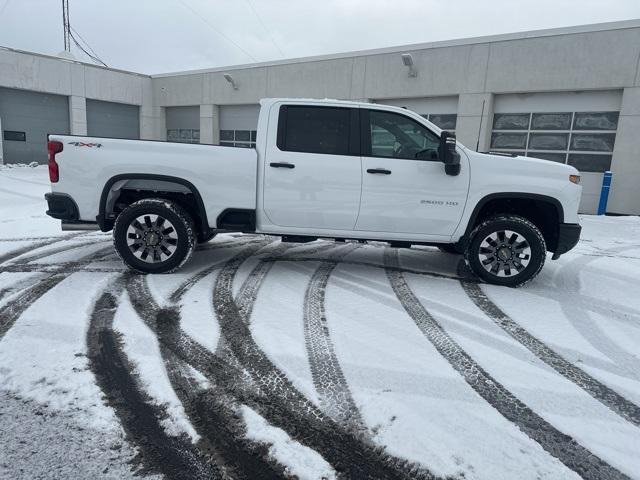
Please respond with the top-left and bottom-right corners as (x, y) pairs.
(48, 141), (63, 183)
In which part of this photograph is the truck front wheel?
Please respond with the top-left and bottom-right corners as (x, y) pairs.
(465, 215), (546, 287)
(113, 198), (196, 274)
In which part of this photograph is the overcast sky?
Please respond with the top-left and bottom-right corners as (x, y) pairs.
(1, 0), (639, 74)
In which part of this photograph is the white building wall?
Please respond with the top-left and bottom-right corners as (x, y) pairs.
(374, 97), (458, 115)
(1, 20), (640, 212)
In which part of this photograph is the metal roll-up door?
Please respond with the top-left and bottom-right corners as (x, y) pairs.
(0, 87), (70, 164)
(86, 99), (140, 140)
(219, 104), (259, 148)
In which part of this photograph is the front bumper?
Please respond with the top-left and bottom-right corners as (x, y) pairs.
(551, 223), (582, 259)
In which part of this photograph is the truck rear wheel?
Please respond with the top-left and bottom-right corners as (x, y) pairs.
(113, 198), (196, 274)
(465, 215), (546, 287)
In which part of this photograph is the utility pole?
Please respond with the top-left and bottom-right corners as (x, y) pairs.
(62, 0), (70, 53)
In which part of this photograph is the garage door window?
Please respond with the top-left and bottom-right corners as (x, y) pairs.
(167, 129), (200, 144)
(220, 130), (256, 148)
(3, 130), (26, 141)
(490, 111), (618, 172)
(420, 113), (457, 131)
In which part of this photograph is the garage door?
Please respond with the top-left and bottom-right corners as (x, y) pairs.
(166, 106), (199, 143)
(219, 104), (259, 148)
(87, 99), (139, 140)
(0, 87), (69, 164)
(491, 91), (622, 214)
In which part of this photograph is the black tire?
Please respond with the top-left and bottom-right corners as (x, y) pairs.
(438, 244), (462, 254)
(465, 215), (546, 287)
(113, 198), (196, 274)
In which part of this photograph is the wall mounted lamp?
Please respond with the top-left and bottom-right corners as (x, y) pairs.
(223, 73), (239, 90)
(401, 53), (418, 78)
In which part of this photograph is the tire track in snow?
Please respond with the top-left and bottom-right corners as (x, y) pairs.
(550, 247), (640, 380)
(87, 276), (221, 480)
(0, 246), (113, 342)
(8, 238), (109, 265)
(127, 240), (406, 479)
(213, 244), (437, 480)
(302, 244), (367, 430)
(168, 236), (280, 304)
(233, 241), (367, 430)
(0, 274), (67, 341)
(384, 248), (630, 480)
(126, 274), (290, 480)
(0, 273), (45, 302)
(456, 261), (640, 428)
(263, 255), (470, 282)
(0, 233), (83, 265)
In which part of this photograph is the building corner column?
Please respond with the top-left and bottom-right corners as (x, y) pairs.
(200, 104), (220, 144)
(455, 93), (494, 152)
(69, 95), (87, 136)
(140, 105), (165, 141)
(608, 86), (640, 214)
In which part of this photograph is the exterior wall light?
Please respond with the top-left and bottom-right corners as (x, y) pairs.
(401, 53), (418, 78)
(223, 73), (239, 90)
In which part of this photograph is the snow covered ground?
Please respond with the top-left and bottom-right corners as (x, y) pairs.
(1, 164), (639, 480)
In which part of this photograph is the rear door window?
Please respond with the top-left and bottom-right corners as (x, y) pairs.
(277, 105), (354, 155)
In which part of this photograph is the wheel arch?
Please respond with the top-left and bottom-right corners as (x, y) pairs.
(463, 193), (564, 252)
(98, 173), (210, 238)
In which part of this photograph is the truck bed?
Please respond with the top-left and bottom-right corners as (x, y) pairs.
(48, 135), (258, 227)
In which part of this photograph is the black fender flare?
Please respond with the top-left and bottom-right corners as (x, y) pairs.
(97, 173), (210, 237)
(461, 192), (565, 245)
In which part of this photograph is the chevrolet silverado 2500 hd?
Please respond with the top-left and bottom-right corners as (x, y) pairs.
(45, 98), (582, 287)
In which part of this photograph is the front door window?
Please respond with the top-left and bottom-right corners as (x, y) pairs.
(369, 110), (440, 161)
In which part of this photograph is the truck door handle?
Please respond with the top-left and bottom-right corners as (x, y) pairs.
(367, 168), (391, 175)
(270, 162), (295, 169)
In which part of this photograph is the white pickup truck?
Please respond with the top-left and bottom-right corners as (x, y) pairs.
(45, 98), (582, 287)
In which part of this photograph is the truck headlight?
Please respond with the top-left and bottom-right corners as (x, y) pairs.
(569, 174), (581, 185)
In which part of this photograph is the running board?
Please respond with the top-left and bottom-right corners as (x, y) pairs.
(61, 221), (100, 231)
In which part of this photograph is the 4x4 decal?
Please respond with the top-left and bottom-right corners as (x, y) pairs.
(68, 142), (103, 148)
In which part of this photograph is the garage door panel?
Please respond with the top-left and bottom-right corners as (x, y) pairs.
(86, 99), (139, 140)
(0, 87), (69, 164)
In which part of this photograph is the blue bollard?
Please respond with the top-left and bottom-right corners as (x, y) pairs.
(597, 170), (613, 215)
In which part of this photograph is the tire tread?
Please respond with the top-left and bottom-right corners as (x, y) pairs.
(113, 198), (196, 274)
(464, 214), (546, 288)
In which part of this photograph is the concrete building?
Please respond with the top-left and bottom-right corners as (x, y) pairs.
(1, 19), (639, 215)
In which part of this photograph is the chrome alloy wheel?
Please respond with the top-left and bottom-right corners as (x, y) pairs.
(126, 214), (178, 263)
(478, 229), (531, 277)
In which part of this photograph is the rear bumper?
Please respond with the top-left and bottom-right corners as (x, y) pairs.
(46, 193), (99, 231)
(45, 193), (79, 220)
(552, 223), (581, 259)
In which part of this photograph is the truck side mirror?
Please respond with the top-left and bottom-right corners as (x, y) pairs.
(439, 131), (461, 176)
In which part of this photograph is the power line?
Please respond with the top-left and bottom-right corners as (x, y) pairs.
(70, 26), (108, 67)
(175, 0), (258, 63)
(60, 0), (108, 67)
(70, 32), (108, 67)
(243, 0), (285, 58)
